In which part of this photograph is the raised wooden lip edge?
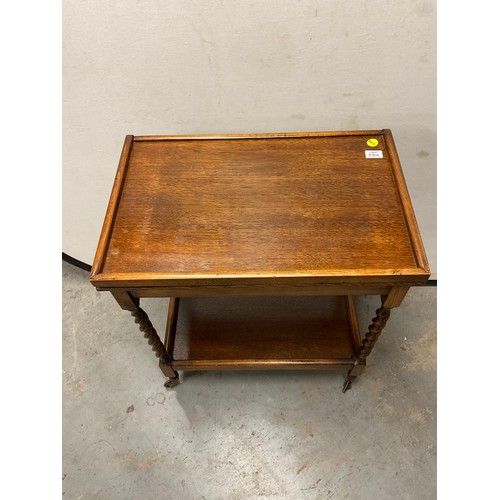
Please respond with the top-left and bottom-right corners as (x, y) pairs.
(90, 268), (430, 288)
(90, 135), (134, 278)
(90, 130), (431, 284)
(383, 129), (430, 274)
(133, 129), (386, 141)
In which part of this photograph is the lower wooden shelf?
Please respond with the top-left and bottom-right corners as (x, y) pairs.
(164, 295), (361, 370)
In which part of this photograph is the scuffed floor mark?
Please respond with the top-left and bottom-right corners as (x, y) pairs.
(300, 420), (316, 438)
(64, 378), (86, 397)
(375, 398), (396, 417)
(270, 411), (286, 425)
(155, 393), (166, 404)
(297, 462), (309, 474)
(118, 450), (164, 470)
(408, 408), (432, 425)
(406, 327), (436, 372)
(301, 478), (322, 491)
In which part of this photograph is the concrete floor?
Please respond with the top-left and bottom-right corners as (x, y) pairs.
(62, 261), (436, 499)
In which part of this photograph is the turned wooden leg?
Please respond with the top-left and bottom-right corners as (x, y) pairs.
(110, 291), (179, 386)
(130, 307), (179, 386)
(344, 306), (391, 392)
(131, 307), (171, 364)
(356, 306), (391, 362)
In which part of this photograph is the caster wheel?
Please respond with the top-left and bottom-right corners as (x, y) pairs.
(342, 379), (352, 393)
(164, 377), (180, 389)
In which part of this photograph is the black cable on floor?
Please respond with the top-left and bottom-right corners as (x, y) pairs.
(62, 253), (91, 272)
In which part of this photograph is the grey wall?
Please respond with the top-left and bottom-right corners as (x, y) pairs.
(63, 0), (436, 276)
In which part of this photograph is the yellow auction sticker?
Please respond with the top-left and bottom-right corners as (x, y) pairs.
(367, 138), (379, 147)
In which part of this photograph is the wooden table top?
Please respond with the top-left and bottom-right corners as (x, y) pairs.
(90, 130), (429, 289)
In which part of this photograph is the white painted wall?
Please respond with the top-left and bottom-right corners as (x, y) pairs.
(63, 0), (436, 276)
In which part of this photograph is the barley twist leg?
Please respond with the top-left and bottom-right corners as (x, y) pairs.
(131, 308), (179, 387)
(343, 306), (391, 393)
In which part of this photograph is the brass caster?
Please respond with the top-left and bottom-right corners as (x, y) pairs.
(164, 377), (180, 389)
(342, 379), (352, 393)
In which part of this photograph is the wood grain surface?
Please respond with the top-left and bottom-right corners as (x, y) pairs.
(168, 295), (357, 369)
(90, 130), (429, 289)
